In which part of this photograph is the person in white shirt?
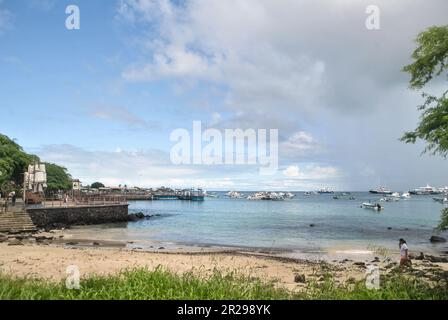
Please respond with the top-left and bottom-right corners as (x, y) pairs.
(399, 238), (410, 267)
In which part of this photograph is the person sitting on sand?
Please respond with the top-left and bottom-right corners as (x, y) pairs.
(399, 238), (411, 268)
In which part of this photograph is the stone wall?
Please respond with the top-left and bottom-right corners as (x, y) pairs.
(27, 204), (129, 228)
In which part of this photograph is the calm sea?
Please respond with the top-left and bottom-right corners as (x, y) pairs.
(120, 192), (448, 254)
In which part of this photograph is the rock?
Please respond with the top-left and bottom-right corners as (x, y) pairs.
(372, 257), (380, 263)
(294, 274), (306, 283)
(93, 242), (100, 246)
(424, 255), (448, 263)
(353, 262), (366, 268)
(309, 224), (315, 227)
(430, 236), (447, 243)
(387, 227), (392, 230)
(128, 212), (146, 222)
(158, 247), (165, 250)
(414, 252), (425, 260)
(135, 212), (145, 219)
(8, 239), (23, 246)
(385, 262), (397, 269)
(65, 241), (79, 246)
(35, 236), (54, 242)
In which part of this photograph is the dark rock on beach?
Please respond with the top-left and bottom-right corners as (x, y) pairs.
(430, 235), (447, 243)
(127, 212), (146, 222)
(294, 274), (306, 283)
(8, 239), (24, 246)
(424, 255), (448, 263)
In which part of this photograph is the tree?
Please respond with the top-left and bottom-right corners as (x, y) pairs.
(400, 25), (448, 156)
(401, 26), (448, 231)
(91, 182), (105, 189)
(45, 163), (72, 192)
(0, 133), (38, 188)
(1, 133), (73, 195)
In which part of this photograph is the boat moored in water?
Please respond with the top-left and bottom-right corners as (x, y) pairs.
(369, 187), (393, 195)
(317, 188), (334, 194)
(409, 184), (441, 195)
(362, 202), (383, 211)
(433, 197), (448, 204)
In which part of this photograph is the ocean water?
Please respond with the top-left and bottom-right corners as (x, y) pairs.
(122, 192), (448, 254)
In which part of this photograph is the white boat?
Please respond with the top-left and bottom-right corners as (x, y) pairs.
(409, 184), (441, 195)
(285, 192), (295, 199)
(226, 191), (245, 199)
(362, 202), (383, 211)
(369, 187), (393, 195)
(437, 186), (448, 194)
(401, 192), (411, 199)
(390, 192), (400, 198)
(247, 191), (288, 200)
(380, 196), (399, 202)
(433, 197), (448, 204)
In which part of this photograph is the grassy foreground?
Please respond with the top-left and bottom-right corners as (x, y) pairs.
(0, 267), (447, 300)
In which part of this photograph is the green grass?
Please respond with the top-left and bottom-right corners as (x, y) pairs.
(0, 267), (447, 300)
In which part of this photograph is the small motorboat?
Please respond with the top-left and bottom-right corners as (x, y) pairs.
(401, 192), (411, 199)
(380, 196), (399, 202)
(433, 197), (448, 204)
(362, 202), (383, 211)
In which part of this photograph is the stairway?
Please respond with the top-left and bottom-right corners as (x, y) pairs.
(0, 211), (37, 233)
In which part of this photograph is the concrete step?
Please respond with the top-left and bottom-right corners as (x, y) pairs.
(0, 211), (37, 233)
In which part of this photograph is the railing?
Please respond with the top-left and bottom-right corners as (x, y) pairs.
(0, 199), (25, 214)
(40, 197), (128, 208)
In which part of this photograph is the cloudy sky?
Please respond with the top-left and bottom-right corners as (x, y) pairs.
(1, 0), (447, 191)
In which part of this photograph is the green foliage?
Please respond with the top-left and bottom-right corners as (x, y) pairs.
(403, 26), (448, 90)
(401, 25), (448, 157)
(0, 134), (38, 187)
(0, 268), (447, 300)
(0, 133), (72, 193)
(45, 163), (72, 192)
(91, 182), (105, 189)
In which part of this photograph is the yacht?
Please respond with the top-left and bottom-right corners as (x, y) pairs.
(409, 184), (441, 195)
(317, 187), (334, 194)
(369, 187), (393, 195)
(226, 191), (245, 199)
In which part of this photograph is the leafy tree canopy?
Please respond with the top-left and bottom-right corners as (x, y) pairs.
(91, 182), (105, 189)
(0, 133), (72, 192)
(401, 25), (448, 157)
(0, 134), (38, 187)
(45, 163), (72, 192)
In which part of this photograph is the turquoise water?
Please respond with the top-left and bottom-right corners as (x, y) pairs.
(126, 192), (448, 253)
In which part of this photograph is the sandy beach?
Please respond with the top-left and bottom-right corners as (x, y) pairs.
(1, 229), (447, 292)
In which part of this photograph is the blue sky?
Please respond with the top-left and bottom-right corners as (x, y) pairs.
(1, 0), (447, 191)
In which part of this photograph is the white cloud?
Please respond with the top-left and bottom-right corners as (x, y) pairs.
(112, 0), (448, 190)
(89, 105), (155, 130)
(283, 164), (341, 180)
(283, 165), (300, 177)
